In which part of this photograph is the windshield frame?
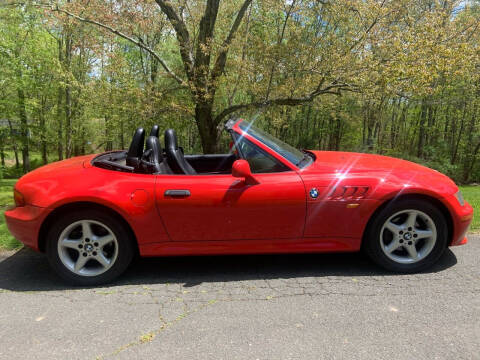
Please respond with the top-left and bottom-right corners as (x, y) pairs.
(231, 119), (313, 170)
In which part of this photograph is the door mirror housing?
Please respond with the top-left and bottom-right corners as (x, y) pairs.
(232, 160), (257, 185)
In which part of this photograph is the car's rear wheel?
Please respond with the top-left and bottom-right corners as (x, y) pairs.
(46, 209), (134, 285)
(364, 198), (448, 273)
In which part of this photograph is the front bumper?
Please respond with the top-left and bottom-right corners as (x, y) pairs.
(4, 205), (50, 251)
(444, 195), (474, 246)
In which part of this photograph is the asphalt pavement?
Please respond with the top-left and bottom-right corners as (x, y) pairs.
(0, 236), (479, 360)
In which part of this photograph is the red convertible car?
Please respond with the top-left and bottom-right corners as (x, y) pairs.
(5, 118), (473, 285)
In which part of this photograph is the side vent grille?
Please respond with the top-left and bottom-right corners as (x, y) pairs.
(328, 186), (369, 200)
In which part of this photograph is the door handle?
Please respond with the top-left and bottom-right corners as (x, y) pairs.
(164, 189), (191, 197)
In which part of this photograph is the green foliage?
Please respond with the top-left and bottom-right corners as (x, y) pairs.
(1, 158), (46, 179)
(0, 1), (479, 180)
(0, 179), (16, 206)
(459, 186), (480, 231)
(0, 179), (21, 251)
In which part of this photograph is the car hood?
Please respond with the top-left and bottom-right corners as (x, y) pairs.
(300, 151), (458, 197)
(305, 151), (436, 173)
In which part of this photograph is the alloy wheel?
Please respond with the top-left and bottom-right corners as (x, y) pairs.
(379, 209), (437, 264)
(57, 220), (119, 276)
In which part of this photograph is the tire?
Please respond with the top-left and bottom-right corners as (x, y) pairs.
(363, 198), (448, 273)
(46, 209), (134, 286)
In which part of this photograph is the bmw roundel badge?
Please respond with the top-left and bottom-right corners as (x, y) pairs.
(309, 188), (319, 199)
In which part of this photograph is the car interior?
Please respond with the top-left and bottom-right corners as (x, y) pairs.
(93, 125), (236, 175)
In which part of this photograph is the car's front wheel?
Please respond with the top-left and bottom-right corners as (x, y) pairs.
(364, 198), (448, 273)
(46, 209), (134, 285)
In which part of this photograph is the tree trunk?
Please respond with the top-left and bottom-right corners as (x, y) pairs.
(427, 103), (436, 147)
(417, 100), (428, 158)
(0, 139), (5, 167)
(105, 115), (113, 151)
(57, 86), (64, 161)
(81, 126), (86, 155)
(464, 140), (480, 183)
(40, 106), (48, 165)
(334, 118), (342, 151)
(195, 103), (219, 153)
(7, 119), (19, 168)
(443, 104), (450, 142)
(57, 38), (64, 161)
(64, 30), (73, 158)
(390, 98), (399, 149)
(462, 100), (478, 182)
(451, 101), (467, 165)
(120, 119), (125, 150)
(17, 80), (30, 173)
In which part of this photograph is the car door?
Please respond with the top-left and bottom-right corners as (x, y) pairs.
(154, 142), (306, 242)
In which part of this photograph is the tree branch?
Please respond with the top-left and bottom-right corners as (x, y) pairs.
(227, 3), (252, 106)
(193, 0), (220, 94)
(214, 83), (354, 124)
(210, 0), (252, 83)
(346, 0), (386, 53)
(52, 5), (186, 86)
(195, 0), (220, 66)
(264, 0), (296, 101)
(155, 0), (194, 81)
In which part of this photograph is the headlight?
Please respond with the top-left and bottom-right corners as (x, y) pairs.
(454, 190), (465, 206)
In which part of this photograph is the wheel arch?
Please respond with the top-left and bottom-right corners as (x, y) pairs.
(38, 201), (139, 255)
(361, 193), (453, 248)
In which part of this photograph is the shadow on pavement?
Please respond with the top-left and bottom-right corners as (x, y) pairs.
(0, 247), (457, 292)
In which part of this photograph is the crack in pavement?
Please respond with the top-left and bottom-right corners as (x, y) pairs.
(97, 297), (219, 359)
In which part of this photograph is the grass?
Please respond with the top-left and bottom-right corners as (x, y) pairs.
(0, 180), (478, 251)
(459, 186), (480, 231)
(0, 179), (21, 251)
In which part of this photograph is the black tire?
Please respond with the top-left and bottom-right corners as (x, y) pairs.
(46, 209), (134, 286)
(363, 198), (448, 273)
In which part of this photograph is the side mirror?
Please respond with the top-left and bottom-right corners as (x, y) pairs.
(232, 160), (257, 185)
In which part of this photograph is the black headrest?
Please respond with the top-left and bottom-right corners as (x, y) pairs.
(150, 125), (160, 138)
(127, 128), (145, 158)
(145, 136), (163, 163)
(164, 129), (178, 151)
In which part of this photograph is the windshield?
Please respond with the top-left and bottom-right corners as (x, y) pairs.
(238, 120), (310, 167)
